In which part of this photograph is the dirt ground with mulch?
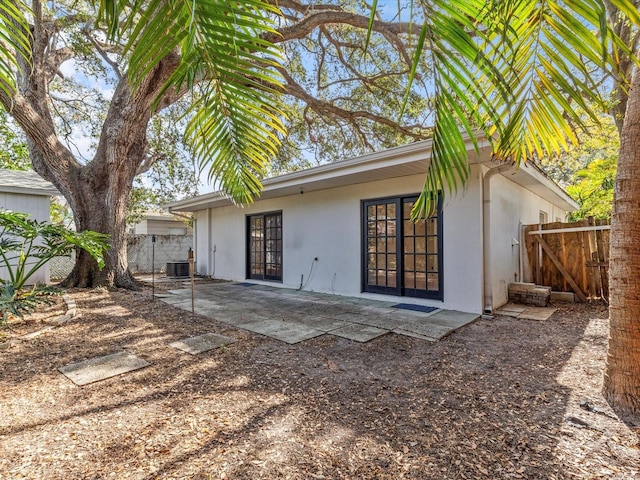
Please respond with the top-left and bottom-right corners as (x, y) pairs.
(1, 283), (639, 479)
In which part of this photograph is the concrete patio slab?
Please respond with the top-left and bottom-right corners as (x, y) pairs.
(157, 296), (193, 305)
(331, 311), (394, 329)
(330, 324), (388, 342)
(170, 333), (237, 355)
(59, 352), (150, 386)
(426, 310), (479, 328)
(166, 288), (195, 296)
(289, 316), (350, 332)
(494, 303), (557, 321)
(146, 280), (479, 344)
(394, 320), (453, 340)
(392, 329), (437, 341)
(235, 319), (325, 344)
(518, 307), (557, 321)
(495, 303), (528, 316)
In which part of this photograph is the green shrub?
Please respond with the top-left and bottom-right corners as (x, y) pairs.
(0, 209), (109, 324)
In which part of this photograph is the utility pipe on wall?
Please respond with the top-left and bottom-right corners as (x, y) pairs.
(482, 162), (512, 317)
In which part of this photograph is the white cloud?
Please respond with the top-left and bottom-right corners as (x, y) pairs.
(59, 59), (77, 78)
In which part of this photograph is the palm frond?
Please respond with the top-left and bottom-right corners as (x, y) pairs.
(407, 0), (630, 219)
(0, 0), (31, 96)
(410, 0), (512, 219)
(121, 0), (285, 204)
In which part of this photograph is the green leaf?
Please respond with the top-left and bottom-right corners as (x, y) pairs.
(0, 0), (31, 96)
(120, 0), (286, 204)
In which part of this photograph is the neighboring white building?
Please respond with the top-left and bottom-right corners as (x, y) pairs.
(166, 137), (577, 314)
(130, 212), (192, 236)
(0, 169), (60, 285)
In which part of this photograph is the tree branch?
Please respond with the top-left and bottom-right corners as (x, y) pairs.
(83, 24), (123, 79)
(279, 68), (427, 139)
(265, 10), (414, 44)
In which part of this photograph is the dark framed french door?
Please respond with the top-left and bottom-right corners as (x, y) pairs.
(362, 195), (442, 300)
(247, 211), (282, 281)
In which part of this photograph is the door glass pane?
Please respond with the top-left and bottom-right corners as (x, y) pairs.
(404, 237), (414, 253)
(415, 272), (427, 290)
(404, 219), (414, 235)
(427, 218), (438, 235)
(387, 237), (396, 253)
(388, 254), (397, 270)
(387, 219), (396, 236)
(415, 237), (426, 254)
(404, 271), (415, 288)
(387, 271), (397, 288)
(427, 254), (438, 272)
(404, 254), (414, 271)
(427, 236), (438, 253)
(387, 202), (395, 216)
(403, 201), (412, 218)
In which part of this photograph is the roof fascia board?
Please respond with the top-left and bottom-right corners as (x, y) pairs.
(0, 186), (60, 196)
(168, 136), (489, 212)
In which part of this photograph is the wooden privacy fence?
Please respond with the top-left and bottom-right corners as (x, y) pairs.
(522, 218), (610, 301)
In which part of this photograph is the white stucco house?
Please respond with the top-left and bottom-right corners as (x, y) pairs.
(129, 212), (193, 235)
(0, 169), (60, 284)
(166, 136), (577, 315)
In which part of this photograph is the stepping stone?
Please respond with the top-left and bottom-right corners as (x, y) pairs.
(170, 333), (237, 355)
(59, 352), (150, 386)
(330, 324), (388, 343)
(518, 307), (557, 321)
(496, 303), (527, 317)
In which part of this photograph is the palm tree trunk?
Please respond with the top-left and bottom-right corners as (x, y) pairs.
(604, 66), (640, 424)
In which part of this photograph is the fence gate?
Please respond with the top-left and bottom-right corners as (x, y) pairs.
(522, 218), (610, 301)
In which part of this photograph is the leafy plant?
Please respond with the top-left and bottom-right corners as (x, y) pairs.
(0, 209), (109, 323)
(0, 283), (60, 326)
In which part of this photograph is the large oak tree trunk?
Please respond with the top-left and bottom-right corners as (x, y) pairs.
(0, 11), (182, 289)
(604, 66), (640, 424)
(60, 162), (139, 289)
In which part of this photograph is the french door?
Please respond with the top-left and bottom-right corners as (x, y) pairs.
(247, 212), (282, 281)
(362, 196), (442, 299)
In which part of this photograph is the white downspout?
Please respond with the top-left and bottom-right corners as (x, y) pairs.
(207, 208), (212, 276)
(482, 163), (512, 318)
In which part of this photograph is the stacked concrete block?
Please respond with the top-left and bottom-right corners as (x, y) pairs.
(508, 282), (551, 307)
